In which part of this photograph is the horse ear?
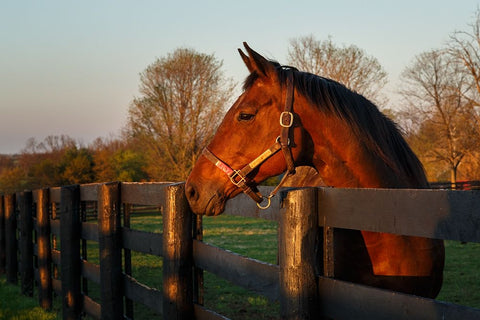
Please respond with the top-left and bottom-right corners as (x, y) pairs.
(238, 48), (253, 72)
(239, 42), (276, 78)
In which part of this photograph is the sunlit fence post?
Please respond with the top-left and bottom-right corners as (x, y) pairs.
(98, 182), (124, 320)
(162, 182), (194, 319)
(0, 195), (5, 275)
(279, 188), (320, 319)
(60, 185), (82, 320)
(36, 188), (52, 310)
(5, 194), (17, 285)
(18, 191), (34, 296)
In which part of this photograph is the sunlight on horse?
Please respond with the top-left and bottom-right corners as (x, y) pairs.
(185, 43), (444, 298)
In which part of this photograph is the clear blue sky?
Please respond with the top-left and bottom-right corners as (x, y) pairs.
(0, 1), (478, 154)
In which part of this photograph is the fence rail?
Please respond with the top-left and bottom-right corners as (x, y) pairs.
(0, 182), (480, 319)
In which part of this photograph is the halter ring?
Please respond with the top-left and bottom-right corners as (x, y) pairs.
(256, 195), (272, 210)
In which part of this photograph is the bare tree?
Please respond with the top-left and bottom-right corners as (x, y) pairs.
(399, 49), (477, 185)
(287, 35), (388, 104)
(127, 48), (235, 180)
(448, 9), (480, 137)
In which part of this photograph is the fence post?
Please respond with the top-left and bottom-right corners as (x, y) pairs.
(18, 191), (34, 297)
(0, 195), (5, 275)
(5, 194), (17, 285)
(37, 188), (52, 310)
(123, 203), (134, 319)
(279, 188), (319, 319)
(98, 182), (124, 320)
(163, 182), (194, 320)
(60, 185), (82, 320)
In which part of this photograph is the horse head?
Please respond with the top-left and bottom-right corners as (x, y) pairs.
(186, 43), (311, 216)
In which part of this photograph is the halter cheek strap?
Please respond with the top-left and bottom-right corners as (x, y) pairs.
(203, 70), (297, 208)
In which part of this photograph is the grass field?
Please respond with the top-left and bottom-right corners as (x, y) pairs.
(1, 212), (479, 319)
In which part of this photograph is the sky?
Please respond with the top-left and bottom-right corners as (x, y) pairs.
(0, 1), (479, 154)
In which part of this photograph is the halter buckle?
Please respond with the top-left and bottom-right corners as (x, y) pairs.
(229, 170), (247, 187)
(280, 111), (294, 128)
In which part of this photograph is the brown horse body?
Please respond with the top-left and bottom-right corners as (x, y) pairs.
(186, 43), (444, 298)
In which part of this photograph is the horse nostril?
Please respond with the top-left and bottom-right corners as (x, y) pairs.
(186, 183), (198, 202)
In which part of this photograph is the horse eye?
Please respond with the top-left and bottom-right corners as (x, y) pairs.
(238, 112), (255, 122)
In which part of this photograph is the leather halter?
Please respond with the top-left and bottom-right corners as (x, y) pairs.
(203, 70), (296, 209)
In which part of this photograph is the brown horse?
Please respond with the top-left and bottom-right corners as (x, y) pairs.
(185, 43), (444, 298)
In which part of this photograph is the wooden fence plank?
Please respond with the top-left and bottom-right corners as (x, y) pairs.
(123, 203), (134, 319)
(318, 188), (480, 242)
(51, 249), (60, 265)
(81, 222), (99, 242)
(194, 304), (231, 320)
(318, 276), (480, 320)
(83, 295), (101, 320)
(223, 186), (281, 221)
(52, 278), (61, 295)
(98, 182), (124, 320)
(49, 187), (61, 204)
(193, 240), (280, 302)
(60, 185), (82, 320)
(79, 183), (98, 202)
(162, 182), (194, 319)
(36, 189), (52, 310)
(122, 227), (163, 256)
(279, 188), (320, 319)
(123, 274), (163, 315)
(81, 259), (100, 284)
(4, 194), (17, 284)
(121, 182), (172, 205)
(0, 195), (5, 275)
(50, 219), (60, 236)
(18, 191), (34, 297)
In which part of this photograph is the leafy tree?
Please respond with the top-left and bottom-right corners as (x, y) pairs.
(0, 167), (27, 194)
(287, 35), (388, 104)
(126, 48), (235, 180)
(60, 147), (95, 185)
(91, 137), (149, 182)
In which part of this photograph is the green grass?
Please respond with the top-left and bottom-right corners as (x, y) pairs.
(0, 277), (59, 320)
(437, 241), (480, 307)
(201, 215), (280, 319)
(1, 212), (480, 319)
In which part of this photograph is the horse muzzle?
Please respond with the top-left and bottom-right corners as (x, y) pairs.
(185, 179), (229, 216)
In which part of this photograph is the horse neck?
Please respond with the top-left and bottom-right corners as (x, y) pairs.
(297, 99), (410, 188)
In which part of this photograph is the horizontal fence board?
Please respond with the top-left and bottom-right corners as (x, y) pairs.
(318, 276), (480, 320)
(82, 222), (99, 241)
(52, 249), (60, 265)
(81, 259), (100, 284)
(122, 228), (163, 256)
(318, 188), (480, 242)
(49, 187), (60, 203)
(32, 189), (41, 202)
(223, 186), (282, 221)
(194, 304), (231, 320)
(83, 295), (101, 320)
(123, 274), (163, 315)
(52, 278), (61, 295)
(79, 184), (98, 202)
(121, 182), (172, 205)
(50, 220), (60, 237)
(193, 240), (279, 301)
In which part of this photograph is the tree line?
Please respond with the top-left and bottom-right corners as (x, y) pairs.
(2, 9), (480, 193)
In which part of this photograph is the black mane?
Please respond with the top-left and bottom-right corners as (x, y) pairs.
(243, 64), (428, 187)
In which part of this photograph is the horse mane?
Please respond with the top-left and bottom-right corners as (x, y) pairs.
(243, 63), (428, 187)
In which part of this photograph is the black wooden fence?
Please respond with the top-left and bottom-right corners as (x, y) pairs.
(1, 182), (480, 319)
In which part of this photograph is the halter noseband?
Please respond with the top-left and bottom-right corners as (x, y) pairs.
(203, 70), (296, 209)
